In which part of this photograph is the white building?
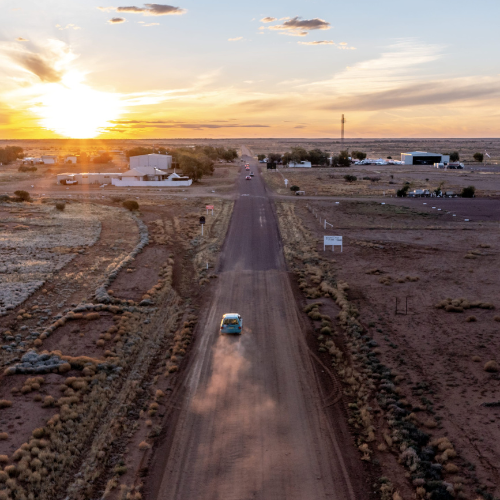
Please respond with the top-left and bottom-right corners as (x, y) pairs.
(288, 161), (312, 168)
(130, 153), (172, 170)
(401, 151), (450, 166)
(65, 156), (78, 164)
(112, 168), (191, 187)
(41, 155), (58, 164)
(57, 172), (121, 185)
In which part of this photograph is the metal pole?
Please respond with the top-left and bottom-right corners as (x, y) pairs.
(201, 224), (204, 236)
(341, 114), (345, 149)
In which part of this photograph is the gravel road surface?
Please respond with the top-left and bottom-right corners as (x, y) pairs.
(149, 149), (368, 500)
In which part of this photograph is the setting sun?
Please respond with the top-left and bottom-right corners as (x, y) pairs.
(30, 72), (122, 138)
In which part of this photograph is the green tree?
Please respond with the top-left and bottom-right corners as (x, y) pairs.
(450, 151), (460, 162)
(257, 154), (266, 161)
(290, 147), (308, 163)
(0, 146), (24, 165)
(123, 200), (139, 211)
(93, 152), (112, 164)
(396, 184), (410, 197)
(126, 147), (154, 158)
(352, 151), (367, 160)
(307, 149), (329, 166)
(461, 186), (476, 198)
(473, 152), (484, 162)
(179, 153), (214, 182)
(220, 148), (238, 162)
(14, 190), (31, 202)
(268, 153), (282, 163)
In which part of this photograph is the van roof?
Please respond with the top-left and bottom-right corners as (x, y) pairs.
(222, 313), (240, 317)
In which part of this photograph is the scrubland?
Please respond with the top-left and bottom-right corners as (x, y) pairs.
(276, 199), (500, 500)
(0, 194), (233, 499)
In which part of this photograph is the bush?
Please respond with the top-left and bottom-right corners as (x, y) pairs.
(290, 185), (300, 192)
(461, 186), (475, 198)
(484, 360), (499, 372)
(397, 185), (410, 197)
(473, 152), (484, 162)
(55, 202), (66, 211)
(0, 433), (8, 440)
(450, 151), (460, 162)
(123, 200), (139, 211)
(14, 190), (31, 202)
(344, 175), (357, 183)
(0, 400), (12, 409)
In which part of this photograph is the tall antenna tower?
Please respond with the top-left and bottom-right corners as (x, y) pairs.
(341, 114), (345, 148)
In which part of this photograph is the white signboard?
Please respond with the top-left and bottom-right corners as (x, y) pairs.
(324, 236), (343, 252)
(284, 178), (288, 187)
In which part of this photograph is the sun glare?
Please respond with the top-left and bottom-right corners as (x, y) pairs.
(30, 71), (122, 138)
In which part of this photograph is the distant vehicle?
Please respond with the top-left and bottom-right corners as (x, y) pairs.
(259, 160), (265, 163)
(245, 163), (250, 167)
(245, 166), (250, 170)
(249, 172), (254, 176)
(448, 162), (464, 169)
(61, 179), (78, 185)
(245, 176), (251, 180)
(220, 313), (242, 335)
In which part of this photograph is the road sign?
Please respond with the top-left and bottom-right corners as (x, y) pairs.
(206, 204), (214, 215)
(284, 179), (288, 187)
(324, 235), (343, 252)
(199, 216), (206, 225)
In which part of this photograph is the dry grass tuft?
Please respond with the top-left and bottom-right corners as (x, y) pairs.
(472, 356), (481, 362)
(484, 360), (499, 373)
(466, 315), (477, 322)
(85, 312), (100, 321)
(0, 400), (12, 409)
(494, 316), (500, 322)
(0, 433), (8, 440)
(444, 463), (459, 473)
(138, 441), (151, 450)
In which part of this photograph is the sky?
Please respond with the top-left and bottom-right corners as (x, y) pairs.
(0, 0), (499, 139)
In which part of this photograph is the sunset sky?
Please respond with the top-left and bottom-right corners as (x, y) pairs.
(1, 0), (499, 139)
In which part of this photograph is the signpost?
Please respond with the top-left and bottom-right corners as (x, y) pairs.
(206, 205), (214, 215)
(324, 235), (343, 252)
(284, 179), (288, 187)
(200, 216), (205, 236)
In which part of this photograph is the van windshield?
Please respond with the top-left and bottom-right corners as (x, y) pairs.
(223, 318), (239, 325)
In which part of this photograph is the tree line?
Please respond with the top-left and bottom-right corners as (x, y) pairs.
(258, 147), (353, 167)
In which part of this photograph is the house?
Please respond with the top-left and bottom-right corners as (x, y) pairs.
(56, 172), (121, 185)
(288, 161), (312, 168)
(130, 153), (172, 170)
(111, 168), (191, 187)
(401, 152), (450, 166)
(65, 156), (78, 164)
(41, 155), (58, 165)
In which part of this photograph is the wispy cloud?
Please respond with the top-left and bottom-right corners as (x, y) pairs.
(260, 17), (276, 23)
(15, 37), (29, 42)
(299, 40), (334, 45)
(107, 119), (270, 130)
(108, 17), (127, 24)
(228, 36), (243, 42)
(99, 4), (186, 16)
(268, 16), (330, 34)
(139, 22), (159, 26)
(56, 23), (81, 30)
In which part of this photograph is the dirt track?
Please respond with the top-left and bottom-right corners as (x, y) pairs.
(148, 150), (368, 499)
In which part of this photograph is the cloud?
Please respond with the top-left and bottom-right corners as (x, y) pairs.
(140, 22), (159, 26)
(326, 79), (500, 112)
(228, 36), (243, 41)
(108, 119), (270, 130)
(16, 37), (29, 42)
(260, 17), (276, 23)
(9, 46), (64, 83)
(279, 31), (308, 37)
(56, 24), (82, 30)
(299, 40), (334, 45)
(108, 17), (126, 23)
(269, 16), (330, 33)
(114, 4), (186, 15)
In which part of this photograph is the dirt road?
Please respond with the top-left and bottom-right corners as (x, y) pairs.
(149, 151), (367, 500)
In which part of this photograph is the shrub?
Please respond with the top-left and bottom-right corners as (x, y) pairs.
(0, 400), (12, 409)
(0, 455), (8, 464)
(14, 190), (31, 202)
(320, 326), (332, 335)
(396, 185), (410, 197)
(472, 356), (481, 362)
(123, 200), (139, 211)
(0, 433), (8, 440)
(473, 152), (483, 162)
(494, 316), (500, 322)
(466, 315), (477, 322)
(42, 396), (55, 408)
(484, 360), (499, 372)
(55, 202), (66, 211)
(138, 441), (151, 450)
(32, 427), (45, 439)
(290, 185), (300, 192)
(344, 175), (357, 183)
(461, 185), (476, 198)
(111, 196), (124, 203)
(444, 463), (459, 473)
(85, 312), (100, 320)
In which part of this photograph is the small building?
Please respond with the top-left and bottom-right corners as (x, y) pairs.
(112, 169), (191, 187)
(56, 172), (121, 185)
(130, 153), (172, 171)
(41, 155), (58, 165)
(401, 151), (450, 166)
(288, 161), (312, 168)
(65, 156), (78, 164)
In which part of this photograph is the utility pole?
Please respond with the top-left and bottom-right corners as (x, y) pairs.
(341, 114), (345, 149)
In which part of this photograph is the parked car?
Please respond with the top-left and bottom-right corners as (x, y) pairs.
(220, 313), (242, 335)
